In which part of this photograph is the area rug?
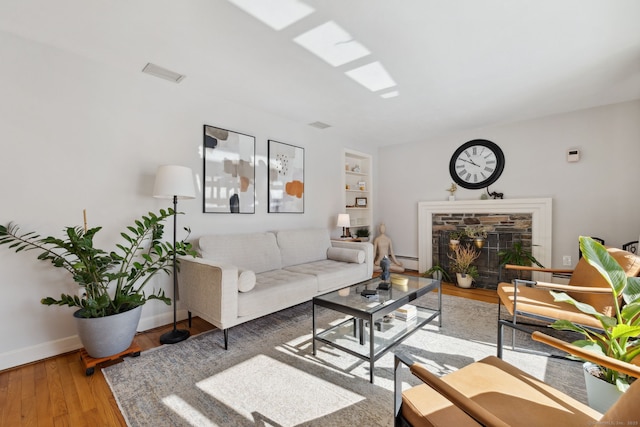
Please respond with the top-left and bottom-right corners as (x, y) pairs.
(104, 293), (587, 426)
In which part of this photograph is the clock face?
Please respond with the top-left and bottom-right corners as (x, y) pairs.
(449, 139), (505, 189)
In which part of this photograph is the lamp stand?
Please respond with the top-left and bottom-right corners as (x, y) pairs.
(342, 227), (351, 238)
(160, 195), (190, 345)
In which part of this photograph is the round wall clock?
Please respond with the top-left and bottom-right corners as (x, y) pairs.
(449, 139), (505, 189)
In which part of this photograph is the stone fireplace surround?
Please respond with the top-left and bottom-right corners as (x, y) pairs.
(418, 198), (553, 287)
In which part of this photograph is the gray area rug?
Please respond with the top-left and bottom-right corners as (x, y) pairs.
(104, 293), (586, 426)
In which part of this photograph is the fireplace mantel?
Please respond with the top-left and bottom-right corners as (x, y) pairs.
(418, 198), (553, 283)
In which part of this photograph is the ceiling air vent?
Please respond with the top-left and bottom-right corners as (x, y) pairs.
(308, 121), (331, 129)
(142, 63), (186, 83)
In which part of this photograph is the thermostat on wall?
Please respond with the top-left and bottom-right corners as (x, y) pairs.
(567, 148), (580, 163)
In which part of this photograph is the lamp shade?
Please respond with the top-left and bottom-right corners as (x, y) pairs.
(336, 213), (351, 228)
(153, 165), (196, 199)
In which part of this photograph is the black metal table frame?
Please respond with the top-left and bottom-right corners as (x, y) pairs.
(312, 277), (441, 383)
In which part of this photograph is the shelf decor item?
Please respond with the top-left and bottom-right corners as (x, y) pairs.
(203, 124), (255, 214)
(268, 140), (304, 213)
(356, 197), (367, 207)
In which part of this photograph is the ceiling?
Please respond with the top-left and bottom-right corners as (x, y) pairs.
(1, 0), (639, 146)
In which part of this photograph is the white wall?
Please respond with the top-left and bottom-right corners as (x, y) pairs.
(376, 100), (640, 270)
(0, 32), (373, 370)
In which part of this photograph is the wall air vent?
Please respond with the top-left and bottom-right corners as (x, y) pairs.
(308, 121), (331, 129)
(142, 63), (186, 83)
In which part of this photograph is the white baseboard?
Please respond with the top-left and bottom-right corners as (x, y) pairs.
(0, 309), (190, 372)
(396, 256), (419, 272)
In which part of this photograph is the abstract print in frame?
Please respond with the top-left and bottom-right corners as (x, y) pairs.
(268, 140), (304, 213)
(203, 124), (255, 213)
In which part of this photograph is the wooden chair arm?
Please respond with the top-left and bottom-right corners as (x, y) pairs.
(405, 359), (510, 427)
(532, 332), (640, 378)
(504, 264), (574, 274)
(524, 281), (613, 294)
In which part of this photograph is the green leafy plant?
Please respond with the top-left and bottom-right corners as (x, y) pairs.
(550, 236), (640, 392)
(498, 241), (544, 268)
(423, 264), (452, 282)
(448, 244), (480, 279)
(449, 230), (465, 241)
(464, 225), (488, 239)
(0, 209), (197, 318)
(355, 227), (370, 238)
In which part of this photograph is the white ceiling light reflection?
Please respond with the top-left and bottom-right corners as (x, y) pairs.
(197, 355), (363, 425)
(294, 21), (371, 67)
(228, 0), (314, 31)
(345, 61), (396, 92)
(380, 90), (399, 99)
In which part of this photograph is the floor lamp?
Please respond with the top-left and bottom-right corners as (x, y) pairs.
(153, 165), (196, 344)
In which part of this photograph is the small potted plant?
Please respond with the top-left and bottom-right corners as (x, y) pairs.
(355, 227), (370, 242)
(423, 264), (452, 282)
(498, 241), (544, 280)
(465, 225), (488, 248)
(0, 209), (197, 358)
(448, 230), (464, 250)
(448, 244), (480, 288)
(550, 236), (640, 412)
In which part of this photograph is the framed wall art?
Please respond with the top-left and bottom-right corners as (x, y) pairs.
(203, 124), (255, 213)
(268, 140), (304, 213)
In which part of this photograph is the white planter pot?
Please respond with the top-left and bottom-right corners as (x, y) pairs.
(456, 272), (473, 288)
(583, 362), (623, 413)
(74, 305), (143, 358)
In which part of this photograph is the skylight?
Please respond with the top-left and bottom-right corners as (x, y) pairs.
(294, 21), (371, 67)
(345, 61), (396, 92)
(228, 0), (314, 31)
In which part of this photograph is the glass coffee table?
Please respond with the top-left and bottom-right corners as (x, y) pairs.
(312, 274), (441, 383)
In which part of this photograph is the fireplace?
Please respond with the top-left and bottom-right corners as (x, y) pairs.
(418, 199), (553, 289)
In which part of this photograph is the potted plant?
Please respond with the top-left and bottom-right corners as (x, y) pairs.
(449, 230), (464, 250)
(423, 264), (452, 282)
(465, 225), (488, 248)
(355, 227), (370, 242)
(498, 241), (544, 281)
(448, 244), (480, 288)
(550, 236), (640, 412)
(0, 209), (197, 358)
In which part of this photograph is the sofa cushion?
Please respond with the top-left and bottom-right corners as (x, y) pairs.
(198, 232), (282, 274)
(237, 269), (256, 293)
(285, 260), (369, 292)
(276, 229), (332, 268)
(237, 270), (316, 318)
(327, 247), (365, 264)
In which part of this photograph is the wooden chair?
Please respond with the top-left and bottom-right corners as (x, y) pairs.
(394, 331), (640, 426)
(496, 246), (640, 357)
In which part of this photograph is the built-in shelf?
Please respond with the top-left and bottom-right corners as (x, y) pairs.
(344, 149), (372, 233)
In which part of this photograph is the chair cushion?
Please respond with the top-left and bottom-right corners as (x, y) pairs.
(568, 247), (640, 316)
(402, 355), (600, 427)
(497, 283), (603, 329)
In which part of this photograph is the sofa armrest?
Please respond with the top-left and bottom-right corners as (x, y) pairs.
(331, 240), (374, 277)
(177, 257), (239, 330)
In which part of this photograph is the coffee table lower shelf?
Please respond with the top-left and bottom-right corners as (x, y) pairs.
(313, 305), (440, 383)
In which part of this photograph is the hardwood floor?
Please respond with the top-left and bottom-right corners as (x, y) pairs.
(0, 278), (496, 426)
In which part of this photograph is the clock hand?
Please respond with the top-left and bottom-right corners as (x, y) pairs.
(459, 158), (480, 167)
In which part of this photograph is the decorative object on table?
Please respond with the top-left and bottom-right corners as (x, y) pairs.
(373, 223), (404, 273)
(355, 227), (370, 242)
(355, 197), (367, 207)
(448, 244), (480, 288)
(336, 213), (351, 238)
(446, 182), (457, 201)
(380, 255), (391, 281)
(0, 207), (197, 358)
(153, 165), (198, 344)
(550, 236), (640, 412)
(449, 139), (505, 190)
(390, 274), (409, 287)
(268, 140), (304, 213)
(203, 124), (255, 213)
(465, 224), (488, 248)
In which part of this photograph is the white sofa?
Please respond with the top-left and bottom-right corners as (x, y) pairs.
(177, 228), (373, 348)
